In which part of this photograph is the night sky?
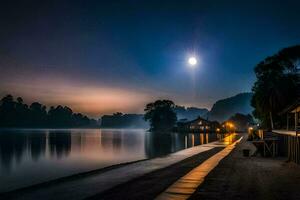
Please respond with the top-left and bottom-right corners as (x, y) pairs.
(1, 0), (300, 117)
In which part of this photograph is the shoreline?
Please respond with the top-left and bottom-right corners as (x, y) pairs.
(88, 147), (225, 200)
(0, 138), (227, 200)
(1, 148), (225, 200)
(0, 138), (215, 195)
(0, 129), (222, 194)
(88, 134), (241, 200)
(0, 158), (149, 195)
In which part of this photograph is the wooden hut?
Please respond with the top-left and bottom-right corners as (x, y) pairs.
(273, 99), (300, 163)
(280, 99), (300, 131)
(176, 117), (219, 133)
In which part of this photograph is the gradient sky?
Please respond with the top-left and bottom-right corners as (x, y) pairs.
(1, 0), (300, 117)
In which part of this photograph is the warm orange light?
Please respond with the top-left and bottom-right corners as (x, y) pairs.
(3, 78), (151, 117)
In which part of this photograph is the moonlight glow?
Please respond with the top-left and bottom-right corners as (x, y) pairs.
(188, 57), (197, 66)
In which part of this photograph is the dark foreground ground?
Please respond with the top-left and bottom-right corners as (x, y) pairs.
(87, 147), (224, 200)
(189, 138), (300, 200)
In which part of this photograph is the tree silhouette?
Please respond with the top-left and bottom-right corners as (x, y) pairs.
(101, 113), (148, 128)
(0, 94), (98, 128)
(251, 45), (299, 129)
(29, 102), (47, 127)
(0, 95), (16, 127)
(228, 113), (254, 131)
(15, 97), (29, 126)
(144, 100), (177, 132)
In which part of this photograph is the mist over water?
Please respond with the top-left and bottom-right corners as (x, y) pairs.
(0, 128), (219, 192)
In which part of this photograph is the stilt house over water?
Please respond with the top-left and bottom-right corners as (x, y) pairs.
(176, 116), (220, 133)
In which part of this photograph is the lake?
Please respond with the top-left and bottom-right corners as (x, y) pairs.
(0, 129), (220, 193)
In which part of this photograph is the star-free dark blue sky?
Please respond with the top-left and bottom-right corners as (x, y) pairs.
(1, 0), (300, 117)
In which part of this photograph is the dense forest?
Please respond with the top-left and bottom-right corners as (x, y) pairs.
(0, 94), (99, 128)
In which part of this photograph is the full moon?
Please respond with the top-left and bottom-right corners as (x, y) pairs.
(188, 57), (197, 66)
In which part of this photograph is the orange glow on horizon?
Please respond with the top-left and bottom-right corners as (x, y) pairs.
(1, 79), (152, 118)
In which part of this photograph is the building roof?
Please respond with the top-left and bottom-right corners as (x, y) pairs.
(279, 98), (300, 115)
(177, 116), (210, 125)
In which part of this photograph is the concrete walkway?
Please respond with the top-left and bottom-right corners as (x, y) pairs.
(156, 136), (242, 200)
(4, 139), (231, 200)
(189, 136), (300, 200)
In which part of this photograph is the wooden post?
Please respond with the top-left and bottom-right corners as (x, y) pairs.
(296, 135), (299, 164)
(287, 113), (289, 131)
(295, 110), (298, 131)
(295, 108), (299, 133)
(288, 136), (290, 161)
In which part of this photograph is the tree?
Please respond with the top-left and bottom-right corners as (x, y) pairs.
(0, 95), (16, 127)
(29, 102), (47, 126)
(0, 94), (98, 128)
(228, 113), (254, 131)
(47, 105), (73, 127)
(251, 45), (299, 129)
(144, 100), (177, 132)
(15, 97), (29, 126)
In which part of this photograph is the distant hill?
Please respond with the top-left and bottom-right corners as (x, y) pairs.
(101, 113), (149, 128)
(208, 93), (253, 122)
(100, 93), (253, 127)
(174, 106), (209, 121)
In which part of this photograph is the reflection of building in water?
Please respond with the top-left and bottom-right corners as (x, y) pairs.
(186, 133), (220, 148)
(48, 131), (71, 158)
(177, 117), (220, 133)
(144, 132), (220, 158)
(200, 134), (204, 144)
(144, 131), (223, 158)
(186, 133), (212, 147)
(193, 134), (200, 146)
(187, 134), (195, 147)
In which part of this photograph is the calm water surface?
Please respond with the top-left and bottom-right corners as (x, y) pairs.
(0, 129), (220, 192)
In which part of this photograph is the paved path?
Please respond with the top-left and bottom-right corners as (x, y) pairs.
(156, 136), (242, 200)
(88, 147), (224, 200)
(3, 139), (229, 200)
(189, 136), (300, 200)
